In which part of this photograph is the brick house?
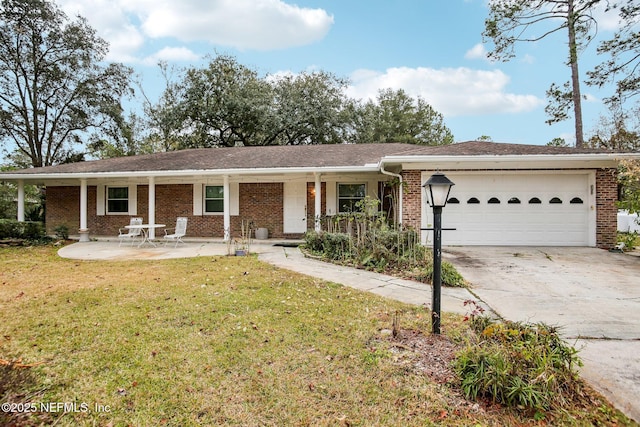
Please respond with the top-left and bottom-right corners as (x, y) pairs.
(1, 141), (637, 248)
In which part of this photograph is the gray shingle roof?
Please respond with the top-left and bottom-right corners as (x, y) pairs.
(2, 141), (622, 175)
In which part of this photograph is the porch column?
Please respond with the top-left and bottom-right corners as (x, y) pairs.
(314, 173), (321, 232)
(223, 175), (230, 241)
(79, 179), (90, 242)
(16, 180), (25, 222)
(148, 176), (156, 239)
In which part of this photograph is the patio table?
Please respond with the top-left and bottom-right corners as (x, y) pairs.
(124, 224), (165, 247)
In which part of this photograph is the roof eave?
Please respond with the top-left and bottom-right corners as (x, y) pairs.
(0, 165), (381, 181)
(381, 152), (640, 169)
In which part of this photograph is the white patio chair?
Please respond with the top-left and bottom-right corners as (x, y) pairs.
(118, 217), (143, 247)
(163, 217), (188, 247)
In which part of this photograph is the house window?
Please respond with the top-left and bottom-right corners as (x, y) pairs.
(488, 197), (501, 204)
(447, 197), (460, 204)
(338, 183), (366, 213)
(107, 187), (128, 213)
(205, 185), (224, 213)
(528, 197), (542, 204)
(508, 197), (521, 204)
(467, 197), (480, 204)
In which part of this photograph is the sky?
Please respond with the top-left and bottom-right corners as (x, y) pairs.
(55, 0), (625, 146)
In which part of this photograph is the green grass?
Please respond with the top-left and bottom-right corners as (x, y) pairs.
(0, 245), (635, 426)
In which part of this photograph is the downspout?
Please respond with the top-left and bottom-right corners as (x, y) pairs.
(379, 161), (403, 227)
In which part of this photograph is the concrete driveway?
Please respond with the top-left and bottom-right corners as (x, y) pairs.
(443, 247), (640, 423)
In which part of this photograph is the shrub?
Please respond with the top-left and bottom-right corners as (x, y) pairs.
(454, 319), (582, 411)
(0, 219), (45, 240)
(54, 224), (70, 240)
(417, 260), (467, 287)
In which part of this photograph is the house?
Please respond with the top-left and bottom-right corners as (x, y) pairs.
(1, 141), (638, 248)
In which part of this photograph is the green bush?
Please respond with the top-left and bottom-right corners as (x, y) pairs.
(0, 219), (45, 240)
(418, 260), (467, 287)
(454, 319), (582, 412)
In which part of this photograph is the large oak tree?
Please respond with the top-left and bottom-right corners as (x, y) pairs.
(0, 0), (132, 167)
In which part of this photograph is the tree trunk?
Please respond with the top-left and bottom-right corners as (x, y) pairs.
(567, 0), (585, 148)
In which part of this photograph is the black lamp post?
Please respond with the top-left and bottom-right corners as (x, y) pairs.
(423, 172), (455, 334)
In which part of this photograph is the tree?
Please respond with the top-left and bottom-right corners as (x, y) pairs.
(0, 0), (132, 167)
(165, 55), (352, 147)
(619, 159), (640, 217)
(270, 71), (350, 145)
(483, 0), (603, 148)
(176, 54), (274, 147)
(586, 101), (640, 150)
(350, 89), (454, 145)
(547, 137), (570, 147)
(588, 0), (640, 104)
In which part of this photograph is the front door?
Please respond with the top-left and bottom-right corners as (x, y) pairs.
(283, 182), (307, 233)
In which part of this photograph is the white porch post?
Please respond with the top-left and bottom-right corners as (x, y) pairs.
(148, 176), (156, 239)
(17, 180), (25, 222)
(79, 179), (90, 242)
(314, 173), (321, 232)
(223, 175), (230, 241)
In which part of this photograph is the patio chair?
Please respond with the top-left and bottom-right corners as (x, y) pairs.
(163, 217), (188, 247)
(118, 217), (143, 247)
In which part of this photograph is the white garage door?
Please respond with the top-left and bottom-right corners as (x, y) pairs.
(422, 173), (594, 246)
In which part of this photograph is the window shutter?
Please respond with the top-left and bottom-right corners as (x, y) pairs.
(230, 182), (239, 215)
(96, 185), (105, 216)
(193, 184), (203, 216)
(128, 184), (137, 215)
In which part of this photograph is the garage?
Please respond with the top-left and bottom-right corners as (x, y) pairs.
(422, 172), (596, 246)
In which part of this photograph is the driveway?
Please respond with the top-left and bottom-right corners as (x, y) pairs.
(443, 246), (640, 423)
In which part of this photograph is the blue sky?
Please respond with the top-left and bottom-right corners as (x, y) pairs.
(57, 0), (623, 146)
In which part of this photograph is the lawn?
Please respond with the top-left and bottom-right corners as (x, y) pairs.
(0, 245), (634, 426)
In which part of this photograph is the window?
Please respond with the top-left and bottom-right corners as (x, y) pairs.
(488, 197), (501, 204)
(570, 197), (584, 204)
(467, 197), (480, 204)
(107, 187), (128, 213)
(447, 197), (460, 204)
(205, 185), (224, 213)
(508, 197), (521, 204)
(338, 183), (366, 213)
(549, 197), (563, 204)
(528, 197), (542, 204)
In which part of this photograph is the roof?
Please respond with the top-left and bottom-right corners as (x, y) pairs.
(4, 143), (420, 175)
(0, 141), (634, 179)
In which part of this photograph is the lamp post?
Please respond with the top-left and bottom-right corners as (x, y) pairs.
(423, 172), (455, 335)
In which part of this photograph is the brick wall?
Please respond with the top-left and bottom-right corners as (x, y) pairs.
(596, 168), (618, 249)
(236, 182), (284, 238)
(45, 170), (621, 246)
(306, 182), (326, 227)
(401, 170), (422, 231)
(45, 187), (80, 235)
(47, 183), (288, 239)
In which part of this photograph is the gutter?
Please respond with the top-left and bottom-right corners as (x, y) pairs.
(382, 152), (640, 164)
(379, 160), (403, 226)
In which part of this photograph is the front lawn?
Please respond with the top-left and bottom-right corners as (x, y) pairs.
(0, 245), (634, 426)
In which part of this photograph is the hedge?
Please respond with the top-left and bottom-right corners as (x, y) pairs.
(0, 219), (46, 240)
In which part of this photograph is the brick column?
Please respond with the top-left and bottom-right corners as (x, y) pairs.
(401, 170), (422, 231)
(596, 168), (618, 249)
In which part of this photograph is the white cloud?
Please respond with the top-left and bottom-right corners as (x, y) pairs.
(57, 0), (145, 62)
(346, 66), (544, 117)
(143, 47), (201, 65)
(465, 43), (488, 60)
(57, 0), (334, 62)
(138, 0), (333, 50)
